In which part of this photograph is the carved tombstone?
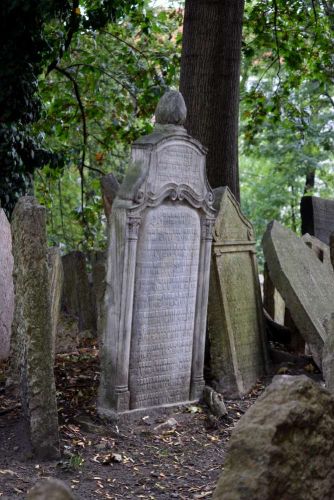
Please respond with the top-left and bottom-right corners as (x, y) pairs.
(301, 196), (334, 245)
(98, 91), (215, 418)
(11, 197), (59, 458)
(207, 187), (268, 397)
(0, 209), (14, 360)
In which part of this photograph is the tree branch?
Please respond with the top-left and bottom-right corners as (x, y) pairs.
(46, 0), (80, 76)
(54, 65), (87, 224)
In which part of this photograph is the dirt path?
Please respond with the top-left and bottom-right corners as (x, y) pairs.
(0, 348), (265, 499)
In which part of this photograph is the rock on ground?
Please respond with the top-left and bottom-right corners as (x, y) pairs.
(214, 375), (334, 500)
(27, 478), (75, 499)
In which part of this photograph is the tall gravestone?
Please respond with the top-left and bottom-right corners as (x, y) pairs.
(301, 196), (334, 245)
(207, 187), (268, 398)
(11, 197), (59, 458)
(98, 91), (215, 418)
(0, 209), (14, 360)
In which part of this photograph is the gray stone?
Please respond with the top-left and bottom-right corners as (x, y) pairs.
(262, 221), (334, 368)
(302, 233), (332, 272)
(89, 251), (106, 342)
(155, 90), (187, 125)
(98, 91), (215, 419)
(330, 232), (334, 271)
(27, 478), (75, 500)
(322, 313), (334, 394)
(10, 197), (59, 459)
(214, 375), (334, 500)
(263, 262), (285, 325)
(100, 173), (120, 223)
(0, 209), (14, 360)
(301, 195), (334, 245)
(203, 386), (227, 417)
(62, 251), (95, 333)
(207, 187), (268, 398)
(56, 312), (79, 354)
(48, 247), (63, 359)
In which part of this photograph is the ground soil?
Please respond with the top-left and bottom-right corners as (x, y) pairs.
(0, 342), (320, 499)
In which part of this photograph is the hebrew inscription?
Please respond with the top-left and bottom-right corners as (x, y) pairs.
(129, 203), (200, 409)
(151, 144), (203, 195)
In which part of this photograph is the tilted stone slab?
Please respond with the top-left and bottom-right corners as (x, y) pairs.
(207, 187), (268, 398)
(301, 195), (334, 245)
(214, 375), (334, 499)
(11, 197), (59, 458)
(98, 91), (215, 419)
(262, 221), (334, 367)
(0, 209), (14, 360)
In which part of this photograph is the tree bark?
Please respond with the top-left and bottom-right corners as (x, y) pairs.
(180, 0), (245, 200)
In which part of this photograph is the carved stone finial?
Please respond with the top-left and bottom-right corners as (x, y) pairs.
(155, 90), (187, 125)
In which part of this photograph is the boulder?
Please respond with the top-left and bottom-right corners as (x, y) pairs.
(27, 478), (75, 500)
(0, 209), (14, 360)
(214, 375), (334, 499)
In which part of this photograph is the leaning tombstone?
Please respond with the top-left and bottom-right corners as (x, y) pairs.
(301, 195), (334, 245)
(48, 247), (64, 359)
(207, 187), (268, 398)
(0, 208), (14, 360)
(62, 251), (96, 333)
(262, 221), (334, 369)
(10, 197), (59, 458)
(98, 91), (215, 419)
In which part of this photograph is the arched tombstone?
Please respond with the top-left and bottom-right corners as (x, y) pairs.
(98, 91), (215, 419)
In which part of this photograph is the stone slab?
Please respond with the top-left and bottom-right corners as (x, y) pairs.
(301, 195), (334, 245)
(262, 221), (334, 367)
(62, 251), (96, 333)
(48, 247), (63, 359)
(0, 209), (14, 360)
(207, 187), (268, 398)
(11, 197), (59, 458)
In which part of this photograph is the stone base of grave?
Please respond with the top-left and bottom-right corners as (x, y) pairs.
(98, 400), (199, 422)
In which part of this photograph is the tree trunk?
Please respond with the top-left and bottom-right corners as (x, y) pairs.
(180, 0), (244, 200)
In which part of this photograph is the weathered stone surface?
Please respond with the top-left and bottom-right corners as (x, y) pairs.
(100, 173), (120, 223)
(10, 197), (59, 459)
(322, 313), (334, 394)
(48, 247), (63, 358)
(155, 90), (187, 125)
(0, 209), (14, 360)
(89, 251), (106, 341)
(203, 386), (227, 417)
(330, 232), (334, 271)
(27, 478), (75, 500)
(214, 375), (334, 500)
(207, 187), (268, 398)
(98, 91), (215, 418)
(56, 312), (79, 354)
(62, 251), (95, 333)
(302, 233), (332, 272)
(301, 195), (334, 245)
(263, 262), (285, 324)
(262, 221), (334, 367)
